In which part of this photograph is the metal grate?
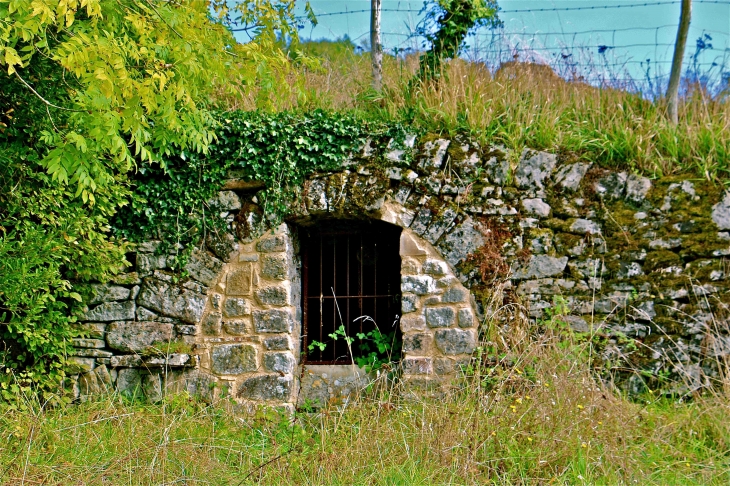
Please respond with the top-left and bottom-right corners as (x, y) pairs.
(300, 220), (402, 364)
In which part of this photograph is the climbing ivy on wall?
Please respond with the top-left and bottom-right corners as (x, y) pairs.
(113, 110), (406, 254)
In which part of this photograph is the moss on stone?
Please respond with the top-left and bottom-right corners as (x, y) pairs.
(644, 250), (682, 272)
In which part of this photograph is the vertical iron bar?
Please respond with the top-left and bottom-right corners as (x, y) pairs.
(319, 233), (323, 362)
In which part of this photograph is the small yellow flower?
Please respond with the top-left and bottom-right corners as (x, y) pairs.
(515, 398), (523, 404)
(581, 442), (588, 448)
(577, 404), (584, 410)
(491, 431), (496, 436)
(525, 395), (531, 400)
(598, 421), (603, 425)
(527, 437), (533, 442)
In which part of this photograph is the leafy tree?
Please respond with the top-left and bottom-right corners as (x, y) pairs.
(416, 0), (501, 82)
(0, 0), (303, 402)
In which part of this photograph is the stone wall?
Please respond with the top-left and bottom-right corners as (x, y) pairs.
(71, 134), (730, 403)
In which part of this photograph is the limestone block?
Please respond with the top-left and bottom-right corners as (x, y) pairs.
(223, 298), (250, 318)
(84, 301), (136, 322)
(137, 278), (206, 324)
(137, 253), (167, 276)
(434, 329), (476, 355)
(426, 307), (456, 328)
(423, 208), (457, 244)
(437, 218), (484, 267)
(402, 333), (433, 354)
(206, 231), (238, 261)
(211, 344), (258, 374)
(237, 374), (293, 401)
(255, 286), (289, 306)
(223, 319), (250, 335)
(512, 255), (569, 280)
(401, 257), (421, 275)
(261, 255), (287, 280)
(116, 368), (143, 397)
(89, 284), (131, 305)
(76, 322), (105, 339)
(264, 352), (295, 374)
(211, 190), (242, 211)
(400, 232), (427, 256)
(402, 357), (432, 375)
(72, 348), (114, 358)
(144, 354), (195, 368)
(418, 139), (450, 171)
(263, 335), (292, 351)
(202, 312), (222, 336)
(484, 154), (510, 185)
(227, 265), (254, 296)
(253, 309), (292, 333)
(625, 174), (652, 204)
(69, 357), (95, 372)
(458, 308), (474, 328)
(72, 338), (106, 349)
(402, 294), (419, 313)
(400, 315), (426, 332)
(442, 287), (467, 303)
(143, 373), (163, 403)
(106, 321), (174, 352)
(305, 179), (328, 212)
(256, 235), (287, 253)
(569, 218), (601, 235)
(515, 149), (557, 191)
(110, 355), (143, 367)
(594, 172), (627, 199)
(401, 275), (436, 295)
(422, 259), (448, 276)
(94, 364), (113, 389)
(79, 370), (103, 396)
(553, 163), (590, 192)
(410, 208), (432, 235)
(185, 249), (223, 286)
(521, 198), (551, 218)
(712, 191), (730, 230)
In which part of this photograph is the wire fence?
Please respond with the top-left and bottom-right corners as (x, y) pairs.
(295, 0), (730, 98)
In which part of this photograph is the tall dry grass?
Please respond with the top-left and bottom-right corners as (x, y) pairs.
(2, 284), (729, 484)
(217, 43), (730, 181)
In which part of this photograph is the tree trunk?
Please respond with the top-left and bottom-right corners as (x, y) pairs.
(667, 0), (692, 125)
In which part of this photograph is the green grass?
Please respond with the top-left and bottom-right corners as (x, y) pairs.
(219, 40), (730, 182)
(3, 327), (729, 485)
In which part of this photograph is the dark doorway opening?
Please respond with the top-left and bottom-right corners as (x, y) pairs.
(300, 219), (402, 365)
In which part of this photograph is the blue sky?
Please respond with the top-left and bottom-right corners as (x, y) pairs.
(233, 1), (730, 87)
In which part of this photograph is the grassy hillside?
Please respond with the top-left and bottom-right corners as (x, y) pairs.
(219, 39), (730, 181)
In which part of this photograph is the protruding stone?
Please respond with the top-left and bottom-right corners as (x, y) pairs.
(223, 298), (250, 317)
(426, 307), (456, 328)
(72, 338), (106, 349)
(401, 275), (436, 295)
(255, 286), (289, 306)
(419, 139), (450, 170)
(84, 301), (136, 322)
(116, 368), (142, 397)
(515, 149), (557, 191)
(253, 309), (292, 333)
(422, 259), (447, 276)
(554, 163), (590, 192)
(237, 375), (292, 401)
(106, 321), (174, 352)
(264, 352), (295, 374)
(434, 329), (476, 355)
(211, 344), (257, 374)
(438, 218), (484, 267)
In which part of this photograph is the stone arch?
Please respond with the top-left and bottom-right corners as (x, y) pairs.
(192, 197), (480, 409)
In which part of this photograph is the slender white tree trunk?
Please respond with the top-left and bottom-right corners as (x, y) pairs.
(667, 0), (692, 125)
(371, 0), (382, 91)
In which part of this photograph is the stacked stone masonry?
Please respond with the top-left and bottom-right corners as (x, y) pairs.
(72, 134), (730, 403)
